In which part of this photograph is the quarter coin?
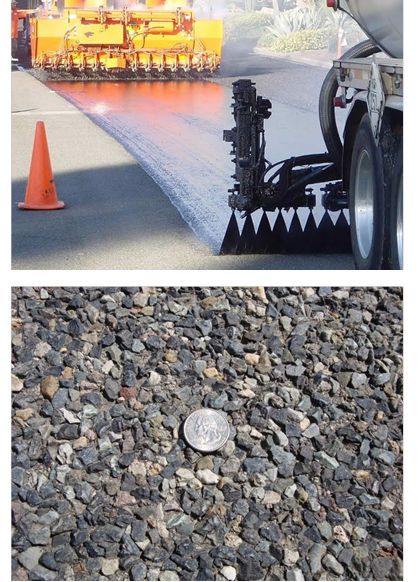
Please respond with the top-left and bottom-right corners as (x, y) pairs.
(184, 408), (230, 452)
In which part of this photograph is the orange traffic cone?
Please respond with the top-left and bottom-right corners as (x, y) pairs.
(18, 121), (65, 210)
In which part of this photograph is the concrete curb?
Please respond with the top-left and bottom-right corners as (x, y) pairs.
(254, 47), (335, 70)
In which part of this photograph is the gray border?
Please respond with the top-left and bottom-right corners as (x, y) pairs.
(4, 0), (10, 579)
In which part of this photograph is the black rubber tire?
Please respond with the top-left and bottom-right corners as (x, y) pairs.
(388, 141), (403, 269)
(349, 114), (385, 270)
(318, 39), (380, 167)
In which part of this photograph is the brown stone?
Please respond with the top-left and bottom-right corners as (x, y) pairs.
(15, 408), (34, 421)
(41, 376), (59, 400)
(164, 350), (178, 363)
(61, 367), (73, 380)
(244, 353), (260, 365)
(120, 386), (137, 399)
(203, 367), (219, 379)
(79, 380), (97, 394)
(11, 567), (28, 581)
(114, 490), (137, 507)
(85, 429), (97, 441)
(73, 437), (89, 449)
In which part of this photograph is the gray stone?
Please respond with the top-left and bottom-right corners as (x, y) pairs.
(371, 557), (393, 579)
(317, 521), (332, 541)
(91, 524), (125, 543)
(28, 526), (51, 546)
(77, 447), (98, 466)
(131, 562), (148, 580)
(242, 458), (266, 474)
(12, 466), (26, 487)
(271, 447), (296, 466)
(352, 372), (367, 388)
(302, 424), (320, 438)
(28, 565), (57, 581)
(322, 553), (344, 575)
(51, 388), (69, 410)
(167, 513), (189, 529)
(51, 515), (77, 535)
(285, 364), (305, 377)
(55, 545), (78, 562)
(359, 493), (380, 505)
(132, 339), (145, 353)
(18, 546), (44, 570)
(371, 447), (396, 466)
(56, 424), (79, 440)
(314, 451), (339, 470)
(373, 373), (391, 386)
(308, 543), (326, 575)
(74, 481), (96, 504)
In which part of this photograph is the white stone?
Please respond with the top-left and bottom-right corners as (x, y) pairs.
(60, 407), (80, 424)
(301, 287), (315, 299)
(196, 469), (220, 485)
(300, 418), (311, 431)
(238, 388), (256, 398)
(221, 566), (237, 581)
(11, 374), (23, 392)
(128, 460), (147, 477)
(175, 468), (195, 482)
(188, 478), (203, 490)
(102, 360), (114, 374)
(286, 568), (305, 581)
(55, 465), (70, 483)
(57, 443), (73, 465)
(287, 409), (304, 422)
(381, 496), (395, 511)
(333, 289), (349, 299)
(160, 571), (180, 581)
(284, 484), (297, 498)
(263, 490), (281, 504)
(33, 342), (51, 358)
(283, 548), (299, 566)
(149, 371), (161, 386)
(102, 558), (119, 576)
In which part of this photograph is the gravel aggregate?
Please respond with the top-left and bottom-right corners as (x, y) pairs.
(11, 287), (403, 581)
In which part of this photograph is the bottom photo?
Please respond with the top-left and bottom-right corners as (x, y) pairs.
(11, 287), (403, 581)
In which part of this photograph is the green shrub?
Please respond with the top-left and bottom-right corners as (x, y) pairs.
(223, 12), (274, 42)
(268, 7), (328, 37)
(257, 32), (277, 48)
(269, 26), (336, 52)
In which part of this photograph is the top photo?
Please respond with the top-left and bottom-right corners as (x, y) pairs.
(11, 0), (403, 270)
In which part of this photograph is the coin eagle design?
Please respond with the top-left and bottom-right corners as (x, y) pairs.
(184, 409), (230, 452)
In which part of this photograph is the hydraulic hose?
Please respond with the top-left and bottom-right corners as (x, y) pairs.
(318, 39), (381, 167)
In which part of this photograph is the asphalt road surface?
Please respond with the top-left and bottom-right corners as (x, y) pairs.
(12, 42), (354, 270)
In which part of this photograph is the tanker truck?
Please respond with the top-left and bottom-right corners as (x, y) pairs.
(221, 0), (403, 270)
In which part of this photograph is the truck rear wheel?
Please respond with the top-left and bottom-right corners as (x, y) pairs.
(388, 142), (403, 269)
(349, 114), (385, 269)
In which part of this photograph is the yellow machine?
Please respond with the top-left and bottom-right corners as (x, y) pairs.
(29, 0), (223, 78)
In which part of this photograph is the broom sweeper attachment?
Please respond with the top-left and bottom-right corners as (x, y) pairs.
(220, 79), (351, 255)
(29, 1), (223, 80)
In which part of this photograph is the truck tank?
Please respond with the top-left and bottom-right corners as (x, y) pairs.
(338, 0), (403, 58)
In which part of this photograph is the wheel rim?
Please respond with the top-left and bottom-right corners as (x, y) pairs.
(354, 148), (375, 259)
(396, 173), (403, 269)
